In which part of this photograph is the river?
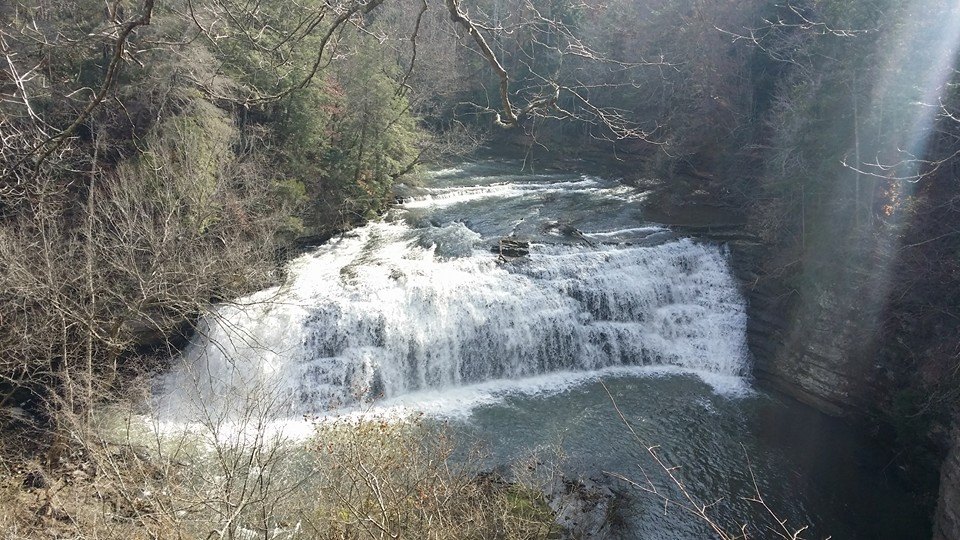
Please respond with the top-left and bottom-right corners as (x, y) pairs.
(157, 161), (926, 538)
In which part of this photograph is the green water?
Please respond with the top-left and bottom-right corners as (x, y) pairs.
(456, 373), (927, 539)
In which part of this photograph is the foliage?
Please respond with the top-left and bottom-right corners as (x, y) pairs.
(310, 42), (422, 227)
(0, 0), (425, 416)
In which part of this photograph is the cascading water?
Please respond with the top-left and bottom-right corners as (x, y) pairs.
(148, 163), (931, 540)
(158, 162), (749, 418)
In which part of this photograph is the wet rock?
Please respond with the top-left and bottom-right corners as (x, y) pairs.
(544, 476), (621, 539)
(543, 221), (597, 247)
(935, 432), (960, 540)
(493, 237), (530, 259)
(543, 220), (580, 237)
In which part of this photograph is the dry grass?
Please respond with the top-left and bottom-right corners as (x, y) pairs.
(0, 399), (564, 540)
(312, 416), (562, 539)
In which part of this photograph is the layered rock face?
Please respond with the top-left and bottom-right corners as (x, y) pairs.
(728, 241), (882, 417)
(729, 239), (955, 540)
(746, 281), (883, 415)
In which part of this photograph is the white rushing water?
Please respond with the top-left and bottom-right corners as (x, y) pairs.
(157, 165), (750, 421)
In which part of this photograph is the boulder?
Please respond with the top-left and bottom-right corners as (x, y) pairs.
(493, 237), (530, 259)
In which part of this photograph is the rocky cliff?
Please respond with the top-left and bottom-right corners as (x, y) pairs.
(614, 169), (952, 539)
(726, 237), (950, 539)
(726, 240), (884, 416)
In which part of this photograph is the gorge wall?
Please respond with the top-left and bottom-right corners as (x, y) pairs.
(727, 227), (955, 539)
(635, 179), (955, 539)
(730, 242), (881, 417)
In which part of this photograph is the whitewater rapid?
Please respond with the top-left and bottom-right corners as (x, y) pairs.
(158, 163), (750, 420)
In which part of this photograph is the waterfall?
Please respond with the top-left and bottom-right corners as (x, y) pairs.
(158, 165), (749, 418)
